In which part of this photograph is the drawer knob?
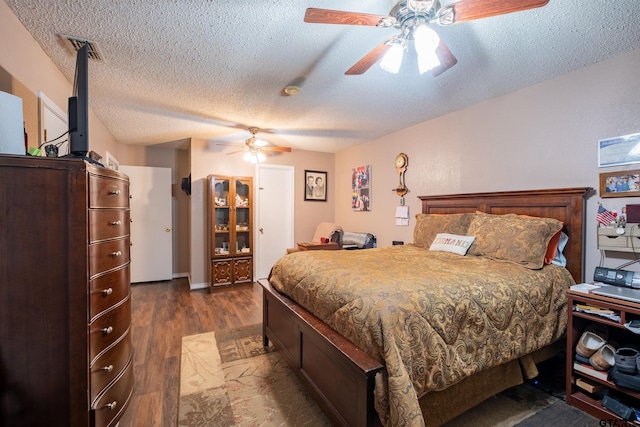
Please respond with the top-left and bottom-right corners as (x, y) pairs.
(102, 364), (114, 373)
(109, 190), (121, 195)
(111, 251), (122, 258)
(102, 287), (113, 296)
(110, 220), (122, 226)
(105, 401), (117, 410)
(102, 326), (114, 335)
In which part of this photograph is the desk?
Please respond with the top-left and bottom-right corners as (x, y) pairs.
(297, 242), (339, 251)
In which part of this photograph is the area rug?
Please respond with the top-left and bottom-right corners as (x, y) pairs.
(178, 324), (332, 426)
(178, 325), (599, 427)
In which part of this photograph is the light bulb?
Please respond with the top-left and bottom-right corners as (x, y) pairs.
(257, 151), (266, 162)
(243, 152), (252, 162)
(418, 50), (441, 74)
(380, 43), (404, 74)
(414, 24), (440, 53)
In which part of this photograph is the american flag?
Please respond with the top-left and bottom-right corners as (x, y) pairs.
(596, 205), (616, 226)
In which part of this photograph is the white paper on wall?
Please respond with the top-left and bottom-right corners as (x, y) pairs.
(396, 205), (409, 226)
(0, 91), (24, 155)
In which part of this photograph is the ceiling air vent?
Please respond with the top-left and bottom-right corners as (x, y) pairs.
(61, 35), (103, 61)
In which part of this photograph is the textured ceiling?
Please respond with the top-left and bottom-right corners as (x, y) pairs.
(4, 0), (640, 153)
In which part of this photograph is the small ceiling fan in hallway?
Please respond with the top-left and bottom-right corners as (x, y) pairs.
(222, 127), (292, 163)
(304, 0), (549, 76)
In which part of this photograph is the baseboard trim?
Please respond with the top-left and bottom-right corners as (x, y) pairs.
(190, 282), (208, 290)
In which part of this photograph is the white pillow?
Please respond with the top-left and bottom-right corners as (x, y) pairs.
(551, 232), (569, 267)
(429, 233), (476, 256)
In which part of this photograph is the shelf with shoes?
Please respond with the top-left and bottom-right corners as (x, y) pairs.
(567, 290), (640, 423)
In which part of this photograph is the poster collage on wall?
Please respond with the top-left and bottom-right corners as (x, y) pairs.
(352, 165), (371, 211)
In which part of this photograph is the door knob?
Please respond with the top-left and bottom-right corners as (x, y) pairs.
(259, 227), (264, 233)
(166, 227), (171, 232)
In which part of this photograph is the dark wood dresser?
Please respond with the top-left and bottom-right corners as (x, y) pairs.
(0, 154), (133, 427)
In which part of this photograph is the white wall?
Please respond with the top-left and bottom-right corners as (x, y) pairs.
(336, 48), (640, 282)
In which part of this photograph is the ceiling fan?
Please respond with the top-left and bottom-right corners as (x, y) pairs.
(304, 0), (549, 76)
(222, 127), (292, 163)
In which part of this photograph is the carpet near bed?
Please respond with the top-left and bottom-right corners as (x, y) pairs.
(177, 324), (600, 427)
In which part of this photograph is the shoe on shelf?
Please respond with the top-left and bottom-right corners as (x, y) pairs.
(614, 347), (640, 375)
(576, 331), (606, 358)
(585, 324), (610, 341)
(590, 344), (616, 371)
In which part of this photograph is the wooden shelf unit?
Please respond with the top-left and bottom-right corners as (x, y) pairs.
(566, 290), (640, 422)
(208, 175), (253, 287)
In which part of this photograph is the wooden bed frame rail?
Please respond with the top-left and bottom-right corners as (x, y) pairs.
(261, 278), (383, 427)
(262, 187), (592, 427)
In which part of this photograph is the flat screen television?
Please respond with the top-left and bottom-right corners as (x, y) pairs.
(68, 42), (89, 157)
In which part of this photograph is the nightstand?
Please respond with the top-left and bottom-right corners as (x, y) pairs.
(297, 242), (339, 251)
(566, 290), (640, 422)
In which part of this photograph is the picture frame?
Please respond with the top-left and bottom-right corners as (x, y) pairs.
(598, 132), (640, 168)
(105, 151), (119, 170)
(304, 170), (327, 201)
(351, 165), (372, 211)
(599, 170), (640, 198)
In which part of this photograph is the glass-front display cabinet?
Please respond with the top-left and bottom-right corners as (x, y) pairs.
(208, 175), (253, 286)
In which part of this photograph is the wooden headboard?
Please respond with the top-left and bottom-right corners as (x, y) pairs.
(419, 187), (592, 283)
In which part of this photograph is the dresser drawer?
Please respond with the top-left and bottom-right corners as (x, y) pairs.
(89, 209), (130, 243)
(89, 238), (130, 279)
(90, 297), (131, 364)
(90, 330), (132, 404)
(91, 359), (134, 427)
(89, 175), (129, 209)
(90, 266), (130, 322)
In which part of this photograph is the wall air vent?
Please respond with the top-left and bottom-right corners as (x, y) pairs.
(60, 35), (104, 61)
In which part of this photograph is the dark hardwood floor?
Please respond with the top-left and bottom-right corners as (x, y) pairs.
(118, 278), (263, 427)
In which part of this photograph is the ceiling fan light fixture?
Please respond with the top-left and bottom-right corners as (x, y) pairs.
(414, 24), (440, 52)
(380, 40), (405, 74)
(253, 138), (268, 147)
(243, 150), (266, 163)
(417, 49), (441, 74)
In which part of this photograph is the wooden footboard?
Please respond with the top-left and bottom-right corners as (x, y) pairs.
(259, 279), (383, 427)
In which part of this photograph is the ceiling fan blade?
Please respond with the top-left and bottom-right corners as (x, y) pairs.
(304, 8), (393, 26)
(345, 41), (392, 75)
(263, 146), (292, 152)
(451, 0), (549, 23)
(431, 40), (458, 77)
(225, 150), (244, 155)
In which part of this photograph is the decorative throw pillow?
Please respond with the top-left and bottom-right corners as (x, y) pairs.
(467, 213), (563, 269)
(413, 213), (475, 248)
(429, 233), (476, 255)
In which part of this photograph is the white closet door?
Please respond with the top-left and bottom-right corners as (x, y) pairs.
(256, 164), (295, 279)
(119, 165), (173, 283)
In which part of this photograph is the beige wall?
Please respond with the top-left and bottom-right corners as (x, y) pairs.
(0, 0), (137, 163)
(5, 0), (640, 286)
(189, 138), (335, 288)
(336, 48), (640, 281)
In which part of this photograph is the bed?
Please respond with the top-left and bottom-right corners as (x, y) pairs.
(260, 187), (591, 427)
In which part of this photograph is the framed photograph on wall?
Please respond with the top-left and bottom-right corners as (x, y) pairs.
(351, 165), (371, 211)
(599, 170), (640, 198)
(304, 170), (327, 201)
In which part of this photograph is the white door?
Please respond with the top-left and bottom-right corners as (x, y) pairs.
(119, 165), (173, 283)
(38, 91), (68, 156)
(256, 164), (294, 279)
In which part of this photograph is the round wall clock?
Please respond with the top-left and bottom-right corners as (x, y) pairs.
(395, 153), (408, 170)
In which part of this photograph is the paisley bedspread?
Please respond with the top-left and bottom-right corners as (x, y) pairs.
(268, 244), (573, 427)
